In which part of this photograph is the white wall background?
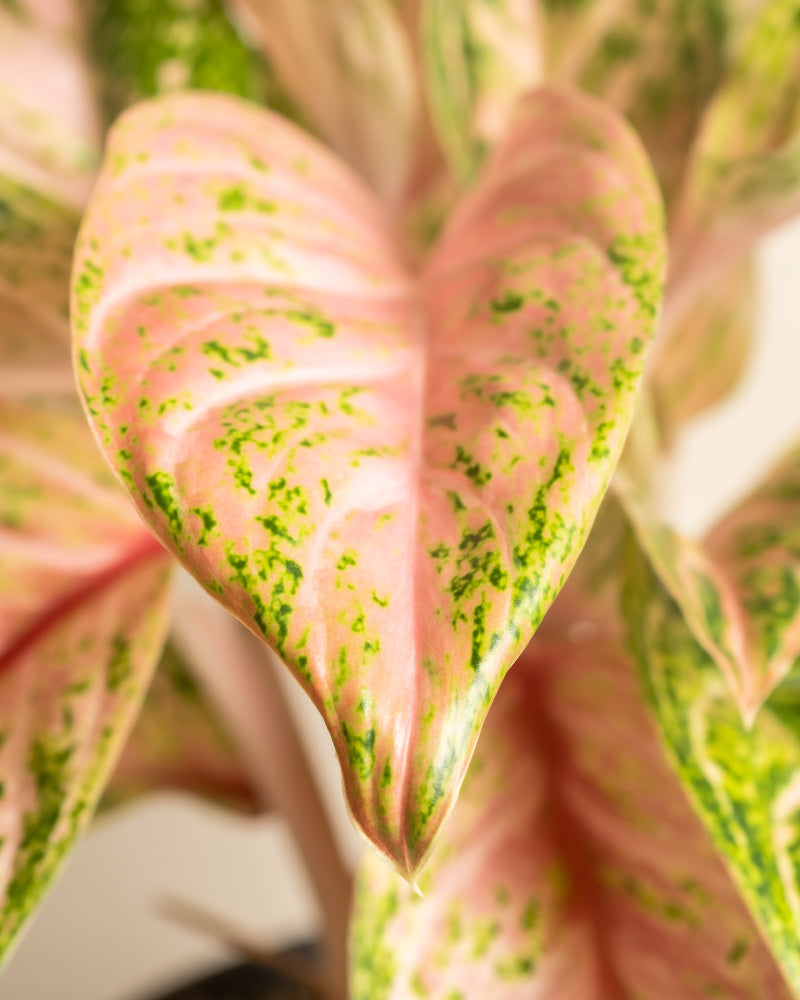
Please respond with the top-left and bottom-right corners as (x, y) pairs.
(1, 215), (799, 1000)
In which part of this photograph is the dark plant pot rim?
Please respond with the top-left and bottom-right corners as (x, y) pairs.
(134, 943), (321, 1000)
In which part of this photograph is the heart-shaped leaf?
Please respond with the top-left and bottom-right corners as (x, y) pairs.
(0, 400), (171, 962)
(103, 638), (260, 815)
(623, 528), (800, 993)
(618, 441), (800, 719)
(228, 0), (417, 200)
(72, 86), (664, 875)
(352, 634), (792, 998)
(420, 0), (544, 183)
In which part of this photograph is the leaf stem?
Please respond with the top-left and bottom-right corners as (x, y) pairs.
(171, 577), (352, 1000)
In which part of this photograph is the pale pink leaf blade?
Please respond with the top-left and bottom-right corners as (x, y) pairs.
(0, 403), (172, 961)
(351, 638), (792, 998)
(72, 88), (664, 874)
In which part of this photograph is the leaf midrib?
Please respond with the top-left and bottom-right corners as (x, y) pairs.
(0, 532), (168, 678)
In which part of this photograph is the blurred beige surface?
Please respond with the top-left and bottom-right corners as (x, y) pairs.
(1, 216), (799, 1000)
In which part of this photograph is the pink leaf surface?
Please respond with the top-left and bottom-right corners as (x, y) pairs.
(72, 86), (664, 874)
(351, 636), (792, 999)
(618, 442), (800, 719)
(0, 401), (171, 961)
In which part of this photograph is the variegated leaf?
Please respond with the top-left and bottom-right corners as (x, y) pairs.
(623, 530), (800, 993)
(618, 441), (800, 718)
(351, 635), (792, 998)
(543, 0), (732, 204)
(651, 256), (754, 441)
(704, 444), (800, 704)
(0, 400), (172, 962)
(103, 639), (260, 814)
(89, 0), (272, 125)
(72, 86), (664, 875)
(228, 0), (417, 201)
(420, 0), (543, 183)
(671, 0), (800, 297)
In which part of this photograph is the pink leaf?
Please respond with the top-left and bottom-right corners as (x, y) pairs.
(351, 636), (792, 998)
(0, 401), (171, 961)
(72, 86), (664, 874)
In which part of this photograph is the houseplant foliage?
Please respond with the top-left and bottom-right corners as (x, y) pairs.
(2, 1), (800, 999)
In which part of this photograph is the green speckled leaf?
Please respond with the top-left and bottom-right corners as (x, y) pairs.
(89, 0), (273, 126)
(351, 633), (792, 998)
(623, 530), (800, 994)
(420, 0), (543, 183)
(618, 441), (800, 718)
(0, 400), (171, 963)
(704, 445), (800, 706)
(103, 638), (260, 814)
(229, 0), (417, 200)
(651, 257), (754, 441)
(672, 0), (800, 295)
(72, 86), (664, 875)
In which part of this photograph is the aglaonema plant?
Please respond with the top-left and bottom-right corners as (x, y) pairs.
(3, 0), (800, 998)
